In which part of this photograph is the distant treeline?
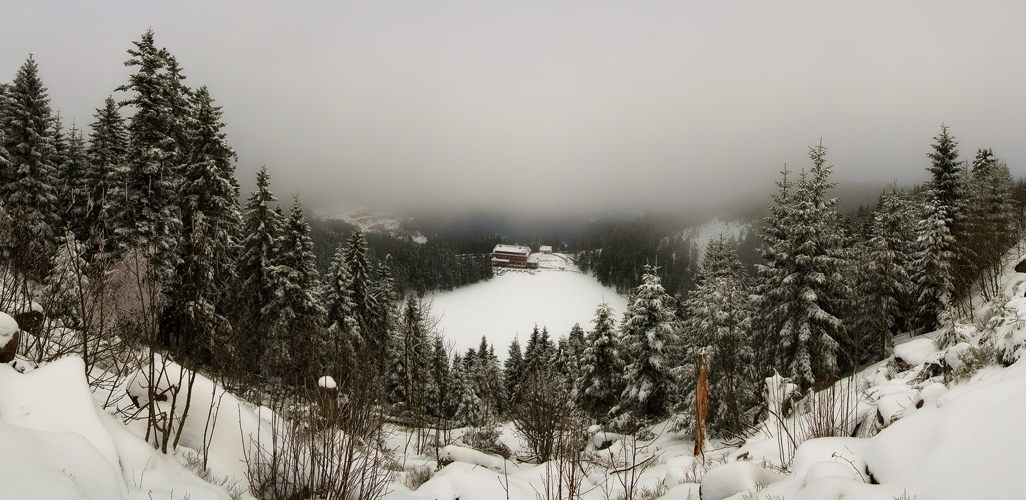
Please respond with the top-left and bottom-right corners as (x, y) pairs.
(569, 214), (762, 297)
(309, 219), (496, 294)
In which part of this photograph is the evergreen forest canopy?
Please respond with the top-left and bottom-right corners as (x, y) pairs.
(1, 29), (1025, 498)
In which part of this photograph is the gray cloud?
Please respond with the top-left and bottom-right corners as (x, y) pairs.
(4, 0), (1025, 214)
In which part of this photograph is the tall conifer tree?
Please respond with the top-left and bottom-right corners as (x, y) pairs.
(237, 166), (282, 373)
(575, 302), (623, 422)
(2, 55), (60, 278)
(117, 29), (187, 287)
(616, 265), (679, 422)
(754, 143), (848, 390)
(86, 96), (128, 258)
(263, 196), (325, 384)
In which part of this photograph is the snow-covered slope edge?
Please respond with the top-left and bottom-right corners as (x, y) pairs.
(0, 356), (233, 500)
(724, 270), (1026, 499)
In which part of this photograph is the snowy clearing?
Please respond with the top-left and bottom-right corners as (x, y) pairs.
(427, 268), (628, 357)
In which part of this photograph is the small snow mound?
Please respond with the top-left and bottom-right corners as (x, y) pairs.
(318, 375), (337, 389)
(804, 460), (861, 485)
(700, 461), (785, 500)
(893, 337), (939, 367)
(438, 445), (519, 473)
(0, 312), (18, 345)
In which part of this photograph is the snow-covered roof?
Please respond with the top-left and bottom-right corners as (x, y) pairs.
(539, 245), (552, 252)
(492, 244), (531, 256)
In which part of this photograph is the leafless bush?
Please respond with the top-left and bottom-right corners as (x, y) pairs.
(403, 465), (434, 491)
(460, 426), (512, 459)
(590, 433), (660, 500)
(764, 373), (864, 467)
(512, 369), (582, 463)
(245, 373), (393, 500)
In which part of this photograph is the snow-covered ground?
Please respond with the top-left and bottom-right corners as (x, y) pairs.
(390, 246), (1026, 500)
(427, 261), (628, 357)
(9, 241), (1026, 499)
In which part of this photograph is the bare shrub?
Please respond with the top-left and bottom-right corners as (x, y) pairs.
(763, 373), (864, 467)
(245, 372), (393, 500)
(404, 465), (434, 491)
(460, 426), (512, 459)
(511, 369), (581, 463)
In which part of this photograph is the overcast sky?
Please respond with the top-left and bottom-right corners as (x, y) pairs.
(3, 1), (1025, 214)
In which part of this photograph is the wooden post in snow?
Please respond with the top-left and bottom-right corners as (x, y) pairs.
(694, 349), (709, 457)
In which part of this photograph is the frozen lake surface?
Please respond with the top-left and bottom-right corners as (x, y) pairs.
(426, 268), (628, 359)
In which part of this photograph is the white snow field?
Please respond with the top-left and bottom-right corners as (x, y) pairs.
(427, 265), (628, 357)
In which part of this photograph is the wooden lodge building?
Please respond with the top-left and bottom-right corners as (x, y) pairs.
(491, 244), (539, 269)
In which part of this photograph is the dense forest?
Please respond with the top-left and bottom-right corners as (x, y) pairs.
(2, 29), (1025, 499)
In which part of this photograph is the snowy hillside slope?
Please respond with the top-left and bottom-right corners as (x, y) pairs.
(316, 201), (414, 238)
(0, 355), (237, 500)
(679, 217), (752, 264)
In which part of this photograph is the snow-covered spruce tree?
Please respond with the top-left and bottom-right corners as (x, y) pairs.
(751, 167), (794, 377)
(387, 294), (431, 414)
(523, 324), (555, 375)
(262, 196), (325, 386)
(56, 122), (91, 241)
(923, 124), (976, 307)
(933, 308), (967, 349)
(42, 232), (89, 330)
(117, 29), (190, 293)
(504, 336), (525, 407)
(345, 230), (378, 358)
(1, 55), (60, 279)
(680, 237), (757, 438)
(557, 323), (586, 394)
(237, 166), (283, 374)
(964, 148), (1016, 299)
(858, 189), (913, 361)
(753, 143), (848, 391)
(911, 196), (955, 334)
(575, 301), (624, 423)
(369, 261), (399, 375)
(927, 124), (962, 212)
(169, 85), (242, 356)
(0, 83), (10, 184)
(322, 244), (360, 383)
(452, 353), (487, 427)
(474, 337), (506, 417)
(86, 96), (128, 260)
(615, 264), (679, 423)
(430, 335), (451, 419)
